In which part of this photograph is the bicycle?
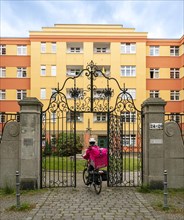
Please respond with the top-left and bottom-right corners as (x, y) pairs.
(83, 161), (107, 194)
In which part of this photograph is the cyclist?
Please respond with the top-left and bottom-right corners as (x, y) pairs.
(83, 137), (100, 172)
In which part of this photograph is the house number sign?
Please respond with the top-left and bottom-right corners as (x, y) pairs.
(149, 123), (163, 130)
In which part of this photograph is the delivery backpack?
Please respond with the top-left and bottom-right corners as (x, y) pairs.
(90, 147), (108, 169)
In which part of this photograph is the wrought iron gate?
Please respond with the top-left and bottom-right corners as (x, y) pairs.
(41, 61), (142, 188)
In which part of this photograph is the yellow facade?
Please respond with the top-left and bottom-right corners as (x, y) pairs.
(1, 24), (183, 144)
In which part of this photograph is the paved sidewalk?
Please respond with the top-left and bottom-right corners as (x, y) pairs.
(25, 174), (161, 220)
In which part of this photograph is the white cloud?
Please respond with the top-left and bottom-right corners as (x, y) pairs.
(0, 0), (183, 38)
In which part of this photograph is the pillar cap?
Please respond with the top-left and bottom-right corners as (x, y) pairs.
(141, 97), (167, 108)
(18, 97), (43, 107)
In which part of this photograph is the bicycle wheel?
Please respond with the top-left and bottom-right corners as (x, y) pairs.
(94, 173), (102, 194)
(83, 168), (89, 185)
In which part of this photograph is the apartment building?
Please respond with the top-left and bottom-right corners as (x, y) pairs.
(0, 24), (183, 144)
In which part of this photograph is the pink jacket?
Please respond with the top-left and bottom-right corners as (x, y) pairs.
(83, 145), (100, 161)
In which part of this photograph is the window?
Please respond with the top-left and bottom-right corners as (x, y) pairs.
(67, 43), (83, 53)
(170, 113), (180, 123)
(94, 113), (107, 122)
(17, 45), (27, 55)
(51, 65), (56, 76)
(51, 112), (56, 123)
(127, 89), (136, 99)
(0, 112), (5, 123)
(51, 88), (57, 99)
(0, 90), (6, 100)
(41, 42), (46, 53)
(121, 66), (136, 77)
(41, 65), (46, 76)
(170, 46), (179, 56)
(94, 43), (110, 53)
(170, 68), (179, 79)
(170, 90), (180, 101)
(150, 46), (159, 56)
(51, 42), (56, 53)
(66, 66), (82, 76)
(121, 134), (136, 146)
(121, 43), (136, 54)
(0, 45), (6, 55)
(150, 69), (159, 78)
(17, 67), (27, 77)
(0, 67), (6, 77)
(70, 47), (80, 53)
(17, 90), (26, 100)
(120, 112), (136, 122)
(67, 112), (83, 122)
(40, 88), (46, 99)
(96, 66), (110, 77)
(150, 90), (159, 98)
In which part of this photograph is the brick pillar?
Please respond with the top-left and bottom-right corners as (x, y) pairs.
(19, 97), (43, 189)
(141, 98), (166, 188)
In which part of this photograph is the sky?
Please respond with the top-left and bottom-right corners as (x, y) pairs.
(0, 0), (183, 39)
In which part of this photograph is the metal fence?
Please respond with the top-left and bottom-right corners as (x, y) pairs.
(0, 112), (20, 142)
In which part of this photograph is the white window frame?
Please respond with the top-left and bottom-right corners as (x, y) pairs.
(121, 66), (136, 77)
(121, 134), (136, 146)
(0, 67), (6, 77)
(170, 90), (180, 101)
(170, 46), (179, 56)
(121, 112), (136, 123)
(40, 88), (46, 99)
(17, 90), (27, 100)
(94, 113), (107, 122)
(67, 43), (83, 53)
(41, 42), (46, 53)
(150, 46), (159, 56)
(17, 67), (27, 78)
(150, 68), (159, 78)
(70, 47), (81, 53)
(17, 45), (27, 55)
(95, 47), (107, 53)
(51, 42), (56, 53)
(51, 112), (56, 123)
(93, 88), (105, 99)
(40, 65), (46, 76)
(150, 90), (159, 98)
(170, 68), (179, 79)
(0, 45), (6, 55)
(0, 90), (6, 100)
(121, 43), (136, 54)
(127, 89), (136, 99)
(66, 67), (81, 76)
(51, 65), (56, 76)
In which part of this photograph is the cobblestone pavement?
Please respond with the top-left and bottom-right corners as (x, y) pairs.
(23, 173), (161, 220)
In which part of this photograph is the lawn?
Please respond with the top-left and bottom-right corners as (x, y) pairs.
(42, 156), (139, 172)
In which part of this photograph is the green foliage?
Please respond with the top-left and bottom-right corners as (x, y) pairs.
(138, 184), (151, 193)
(1, 185), (15, 195)
(43, 132), (83, 157)
(57, 132), (83, 156)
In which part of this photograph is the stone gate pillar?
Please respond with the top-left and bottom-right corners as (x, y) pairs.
(19, 97), (43, 189)
(141, 98), (166, 188)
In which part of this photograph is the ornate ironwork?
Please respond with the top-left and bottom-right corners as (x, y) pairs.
(41, 61), (142, 188)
